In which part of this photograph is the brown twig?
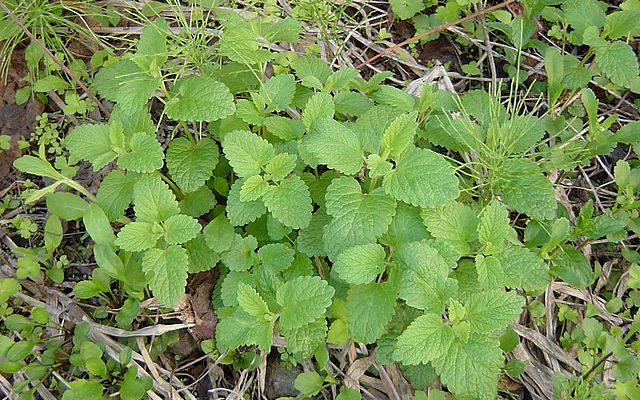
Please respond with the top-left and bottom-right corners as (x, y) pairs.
(356, 0), (516, 69)
(0, 1), (109, 116)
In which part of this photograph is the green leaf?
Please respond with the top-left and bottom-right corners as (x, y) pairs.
(93, 60), (160, 113)
(141, 245), (189, 307)
(604, 10), (640, 39)
(240, 175), (269, 201)
(390, 0), (426, 19)
(333, 243), (386, 285)
(44, 215), (63, 254)
(431, 336), (503, 399)
(380, 203), (429, 246)
(220, 234), (257, 271)
(258, 243), (295, 272)
(164, 214), (201, 244)
(293, 371), (324, 396)
(297, 209), (331, 257)
(202, 214), (235, 253)
(165, 76), (235, 122)
(216, 308), (273, 351)
(395, 241), (457, 312)
(46, 192), (89, 221)
(302, 92), (334, 130)
(33, 75), (69, 92)
(323, 177), (396, 257)
(261, 74), (296, 112)
(264, 153), (297, 182)
(347, 282), (396, 344)
(83, 204), (116, 246)
(383, 147), (459, 208)
(380, 112), (417, 158)
(551, 245), (594, 288)
(478, 200), (511, 254)
(422, 202), (478, 255)
(222, 130), (275, 177)
(237, 283), (270, 318)
(465, 290), (524, 334)
(133, 18), (168, 72)
(494, 245), (550, 291)
(65, 124), (116, 170)
(281, 318), (327, 357)
(562, 0), (605, 43)
(179, 186), (216, 217)
(185, 234), (219, 273)
(594, 41), (639, 88)
(276, 276), (334, 330)
(475, 255), (504, 289)
(117, 132), (164, 173)
(293, 56), (332, 89)
(325, 68), (359, 92)
(262, 175), (313, 229)
(132, 175), (180, 223)
(227, 178), (267, 226)
(61, 380), (104, 400)
(13, 155), (64, 180)
(96, 170), (135, 220)
(305, 117), (364, 175)
(264, 116), (305, 140)
(115, 221), (162, 251)
(499, 159), (556, 221)
(167, 138), (219, 193)
(393, 313), (453, 365)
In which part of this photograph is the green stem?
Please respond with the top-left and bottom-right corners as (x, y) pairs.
(157, 172), (184, 200)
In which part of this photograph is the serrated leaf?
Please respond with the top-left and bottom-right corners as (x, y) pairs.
(142, 245), (188, 307)
(499, 159), (556, 221)
(222, 130), (275, 177)
(297, 209), (330, 257)
(165, 76), (235, 122)
(216, 308), (273, 351)
(179, 186), (216, 217)
(115, 221), (161, 251)
(325, 68), (359, 91)
(202, 214), (236, 253)
(323, 177), (396, 257)
(262, 74), (296, 112)
(227, 178), (267, 226)
(262, 175), (312, 229)
(276, 276), (334, 330)
(495, 245), (550, 291)
(346, 282), (396, 344)
(163, 214), (201, 244)
(240, 175), (269, 202)
(422, 202), (478, 255)
(380, 112), (417, 158)
(185, 234), (219, 273)
(237, 283), (270, 318)
(96, 170), (136, 220)
(395, 241), (457, 312)
(117, 132), (164, 173)
(478, 200), (511, 254)
(221, 272), (256, 307)
(133, 175), (180, 223)
(393, 313), (453, 365)
(383, 147), (459, 208)
(302, 92), (334, 130)
(551, 245), (594, 288)
(305, 117), (364, 175)
(465, 290), (524, 334)
(264, 153), (297, 182)
(380, 203), (429, 246)
(264, 116), (305, 140)
(475, 255), (504, 289)
(93, 60), (160, 113)
(367, 154), (393, 178)
(293, 56), (332, 88)
(333, 243), (386, 285)
(166, 138), (219, 193)
(220, 234), (257, 271)
(282, 318), (327, 357)
(562, 0), (606, 43)
(133, 18), (168, 72)
(258, 243), (295, 272)
(595, 41), (639, 88)
(65, 124), (116, 170)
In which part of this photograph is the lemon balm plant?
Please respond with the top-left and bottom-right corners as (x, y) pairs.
(10, 10), (640, 399)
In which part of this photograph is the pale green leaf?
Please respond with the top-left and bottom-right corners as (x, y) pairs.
(478, 200), (511, 254)
(216, 308), (273, 351)
(227, 178), (267, 226)
(132, 175), (180, 223)
(551, 245), (594, 289)
(390, 0), (426, 19)
(222, 130), (275, 178)
(165, 76), (235, 122)
(393, 313), (453, 365)
(117, 132), (164, 173)
(96, 170), (135, 221)
(262, 175), (312, 229)
(302, 92), (334, 130)
(262, 74), (296, 112)
(258, 243), (295, 272)
(422, 202), (478, 255)
(166, 138), (219, 193)
(595, 41), (639, 88)
(499, 159), (556, 221)
(495, 245), (550, 291)
(237, 283), (270, 318)
(380, 112), (417, 158)
(240, 175), (269, 202)
(202, 214), (236, 253)
(220, 234), (257, 271)
(163, 214), (201, 244)
(347, 282), (396, 344)
(115, 221), (161, 251)
(93, 60), (160, 113)
(281, 318), (327, 357)
(383, 147), (459, 208)
(142, 245), (189, 307)
(305, 117), (363, 175)
(333, 243), (386, 285)
(264, 153), (297, 182)
(276, 276), (334, 330)
(65, 124), (116, 170)
(179, 186), (216, 217)
(465, 290), (524, 334)
(185, 234), (219, 273)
